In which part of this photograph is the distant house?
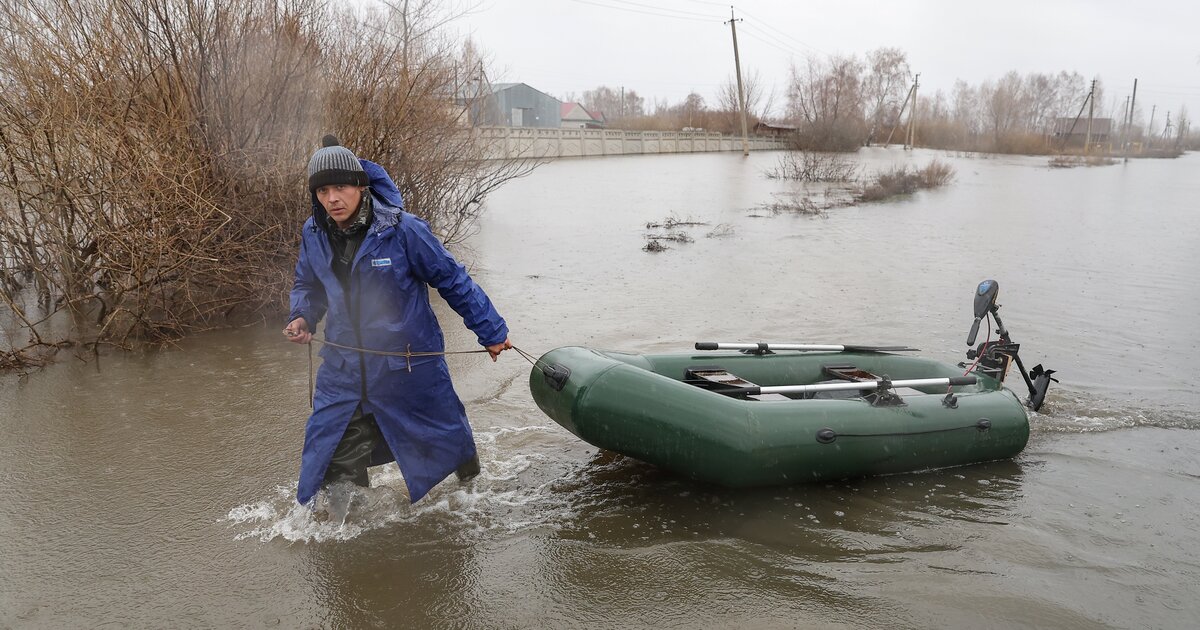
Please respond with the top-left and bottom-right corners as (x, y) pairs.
(468, 82), (562, 128)
(753, 121), (797, 137)
(561, 102), (605, 129)
(1053, 117), (1112, 146)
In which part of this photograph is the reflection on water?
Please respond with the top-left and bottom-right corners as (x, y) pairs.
(3, 149), (1200, 628)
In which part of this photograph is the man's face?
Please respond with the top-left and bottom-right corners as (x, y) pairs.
(316, 184), (365, 228)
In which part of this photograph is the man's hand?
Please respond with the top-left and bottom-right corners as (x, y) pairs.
(284, 317), (312, 344)
(486, 337), (513, 362)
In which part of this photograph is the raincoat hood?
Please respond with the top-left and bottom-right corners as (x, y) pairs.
(309, 158), (407, 230)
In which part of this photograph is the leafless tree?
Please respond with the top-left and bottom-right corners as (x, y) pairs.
(861, 48), (912, 144)
(717, 69), (776, 122)
(785, 54), (867, 151)
(950, 80), (982, 138)
(982, 72), (1030, 143)
(583, 86), (645, 123)
(787, 55), (864, 124)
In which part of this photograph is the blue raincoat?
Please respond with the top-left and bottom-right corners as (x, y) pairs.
(289, 160), (508, 504)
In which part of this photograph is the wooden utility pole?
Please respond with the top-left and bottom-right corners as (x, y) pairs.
(1084, 79), (1096, 153)
(1128, 78), (1138, 155)
(905, 73), (920, 149)
(885, 79), (917, 146)
(1148, 104), (1157, 142)
(1120, 95), (1129, 149)
(1059, 86), (1093, 152)
(726, 8), (750, 156)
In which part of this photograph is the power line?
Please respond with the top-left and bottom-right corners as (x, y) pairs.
(737, 28), (803, 60)
(600, 0), (723, 19)
(738, 23), (810, 59)
(502, 66), (725, 88)
(737, 8), (826, 56)
(1138, 82), (1200, 90)
(562, 0), (722, 23)
(1138, 88), (1200, 96)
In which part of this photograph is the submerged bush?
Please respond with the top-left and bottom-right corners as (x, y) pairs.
(856, 160), (955, 203)
(767, 151), (859, 182)
(1048, 155), (1118, 168)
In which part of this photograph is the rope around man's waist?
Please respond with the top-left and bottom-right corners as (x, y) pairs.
(283, 329), (547, 407)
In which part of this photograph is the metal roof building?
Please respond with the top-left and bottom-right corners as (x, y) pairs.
(470, 83), (562, 128)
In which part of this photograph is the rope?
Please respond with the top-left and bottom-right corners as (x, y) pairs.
(511, 344), (550, 370)
(285, 329), (548, 406)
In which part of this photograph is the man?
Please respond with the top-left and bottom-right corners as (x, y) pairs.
(285, 135), (511, 508)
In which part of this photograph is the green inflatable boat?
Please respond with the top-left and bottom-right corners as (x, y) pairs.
(528, 280), (1057, 487)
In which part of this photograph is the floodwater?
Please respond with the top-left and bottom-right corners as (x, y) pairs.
(2, 149), (1199, 628)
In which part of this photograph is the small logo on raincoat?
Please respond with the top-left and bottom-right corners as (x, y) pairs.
(371, 258), (392, 267)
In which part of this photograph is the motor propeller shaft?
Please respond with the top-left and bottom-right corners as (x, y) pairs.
(964, 278), (1055, 411)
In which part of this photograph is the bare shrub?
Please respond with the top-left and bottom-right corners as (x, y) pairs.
(1048, 155), (1118, 168)
(642, 215), (702, 252)
(786, 120), (867, 152)
(757, 198), (830, 217)
(646, 232), (694, 244)
(0, 0), (537, 368)
(645, 215), (708, 229)
(916, 159), (956, 187)
(642, 231), (691, 252)
(1047, 155), (1076, 169)
(856, 160), (955, 203)
(768, 151), (858, 182)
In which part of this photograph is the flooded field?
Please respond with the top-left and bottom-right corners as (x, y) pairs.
(2, 148), (1198, 628)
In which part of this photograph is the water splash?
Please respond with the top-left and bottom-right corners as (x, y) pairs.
(1031, 389), (1198, 434)
(222, 424), (583, 543)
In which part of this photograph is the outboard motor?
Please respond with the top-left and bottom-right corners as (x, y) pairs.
(964, 279), (1057, 411)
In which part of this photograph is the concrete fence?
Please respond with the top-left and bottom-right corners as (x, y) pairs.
(476, 127), (787, 160)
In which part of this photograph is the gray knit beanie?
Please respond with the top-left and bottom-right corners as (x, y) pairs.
(307, 134), (368, 192)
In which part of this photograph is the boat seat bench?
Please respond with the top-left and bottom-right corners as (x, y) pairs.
(821, 363), (929, 398)
(683, 364), (931, 402)
(683, 366), (791, 401)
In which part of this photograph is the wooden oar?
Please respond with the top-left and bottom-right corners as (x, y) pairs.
(695, 342), (920, 353)
(707, 375), (977, 397)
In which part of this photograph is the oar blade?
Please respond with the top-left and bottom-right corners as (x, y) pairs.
(695, 342), (921, 353)
(840, 345), (921, 353)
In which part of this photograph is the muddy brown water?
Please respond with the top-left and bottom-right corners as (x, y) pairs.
(2, 149), (1198, 628)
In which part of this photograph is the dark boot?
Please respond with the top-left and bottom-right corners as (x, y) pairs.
(455, 453), (481, 482)
(323, 411), (382, 488)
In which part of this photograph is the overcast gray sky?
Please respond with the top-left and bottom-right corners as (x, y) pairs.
(453, 0), (1200, 131)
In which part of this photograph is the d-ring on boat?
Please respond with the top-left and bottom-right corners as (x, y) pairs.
(529, 280), (1057, 487)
